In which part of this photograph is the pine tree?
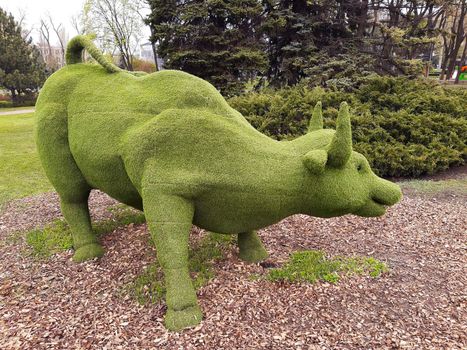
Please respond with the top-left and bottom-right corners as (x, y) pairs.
(146, 0), (267, 96)
(261, 0), (316, 86)
(0, 8), (47, 104)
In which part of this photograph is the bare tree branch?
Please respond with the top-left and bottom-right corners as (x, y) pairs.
(47, 14), (67, 65)
(84, 0), (144, 70)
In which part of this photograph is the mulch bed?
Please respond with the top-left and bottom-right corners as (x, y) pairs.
(0, 190), (465, 349)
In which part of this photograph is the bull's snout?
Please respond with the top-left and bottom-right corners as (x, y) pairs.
(371, 178), (402, 207)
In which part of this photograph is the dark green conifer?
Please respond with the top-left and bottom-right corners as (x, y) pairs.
(0, 7), (47, 104)
(146, 0), (267, 96)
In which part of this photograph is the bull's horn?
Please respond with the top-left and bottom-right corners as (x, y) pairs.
(308, 101), (323, 132)
(327, 102), (352, 167)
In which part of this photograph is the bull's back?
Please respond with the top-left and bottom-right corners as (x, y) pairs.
(37, 64), (234, 207)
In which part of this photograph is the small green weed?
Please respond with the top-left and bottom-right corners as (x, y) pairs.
(25, 205), (145, 258)
(267, 250), (388, 284)
(127, 232), (234, 304)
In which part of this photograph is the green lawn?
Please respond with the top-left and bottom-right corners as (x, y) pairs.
(0, 112), (52, 207)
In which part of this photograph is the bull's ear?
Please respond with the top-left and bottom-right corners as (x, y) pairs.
(302, 149), (328, 174)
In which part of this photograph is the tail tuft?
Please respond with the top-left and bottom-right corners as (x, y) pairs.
(65, 35), (122, 73)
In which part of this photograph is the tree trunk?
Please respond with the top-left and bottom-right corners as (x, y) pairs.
(357, 0), (369, 38)
(124, 52), (133, 71)
(149, 26), (159, 71)
(10, 89), (18, 105)
(445, 1), (466, 80)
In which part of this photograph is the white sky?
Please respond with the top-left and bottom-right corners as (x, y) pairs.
(0, 0), (151, 46)
(0, 0), (85, 44)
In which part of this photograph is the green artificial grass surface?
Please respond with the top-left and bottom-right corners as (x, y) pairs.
(0, 113), (52, 208)
(34, 35), (402, 330)
(267, 250), (388, 284)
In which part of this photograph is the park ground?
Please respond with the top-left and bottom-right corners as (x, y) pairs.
(0, 109), (466, 349)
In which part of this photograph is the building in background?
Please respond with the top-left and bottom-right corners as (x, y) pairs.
(36, 44), (65, 69)
(136, 42), (163, 70)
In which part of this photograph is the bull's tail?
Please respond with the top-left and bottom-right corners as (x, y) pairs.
(65, 35), (122, 73)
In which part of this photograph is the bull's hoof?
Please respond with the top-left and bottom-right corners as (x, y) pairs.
(72, 243), (104, 262)
(164, 305), (203, 331)
(239, 246), (269, 263)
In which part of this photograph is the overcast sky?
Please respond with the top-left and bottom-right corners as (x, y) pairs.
(0, 0), (150, 46)
(0, 0), (84, 44)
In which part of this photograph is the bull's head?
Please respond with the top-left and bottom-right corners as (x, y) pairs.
(302, 102), (402, 218)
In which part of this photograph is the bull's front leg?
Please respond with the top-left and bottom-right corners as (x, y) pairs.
(142, 186), (202, 331)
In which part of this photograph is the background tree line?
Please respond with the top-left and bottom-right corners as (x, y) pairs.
(1, 0), (465, 101)
(146, 0), (467, 95)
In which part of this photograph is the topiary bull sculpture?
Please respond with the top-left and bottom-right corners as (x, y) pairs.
(36, 35), (402, 331)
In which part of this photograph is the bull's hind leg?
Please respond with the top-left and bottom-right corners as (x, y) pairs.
(238, 231), (268, 263)
(61, 197), (104, 262)
(36, 103), (103, 262)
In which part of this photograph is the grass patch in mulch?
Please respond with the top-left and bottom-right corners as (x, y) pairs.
(399, 178), (467, 196)
(126, 232), (234, 304)
(25, 205), (145, 257)
(266, 250), (388, 284)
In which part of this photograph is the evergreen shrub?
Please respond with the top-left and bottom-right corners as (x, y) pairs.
(0, 101), (13, 108)
(12, 97), (36, 107)
(229, 76), (467, 177)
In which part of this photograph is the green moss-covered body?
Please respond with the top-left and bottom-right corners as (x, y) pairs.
(36, 36), (402, 331)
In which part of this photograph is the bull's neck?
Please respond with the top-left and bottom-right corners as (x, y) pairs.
(269, 130), (338, 216)
(258, 139), (313, 220)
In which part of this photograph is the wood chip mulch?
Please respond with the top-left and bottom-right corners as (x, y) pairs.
(0, 190), (465, 349)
